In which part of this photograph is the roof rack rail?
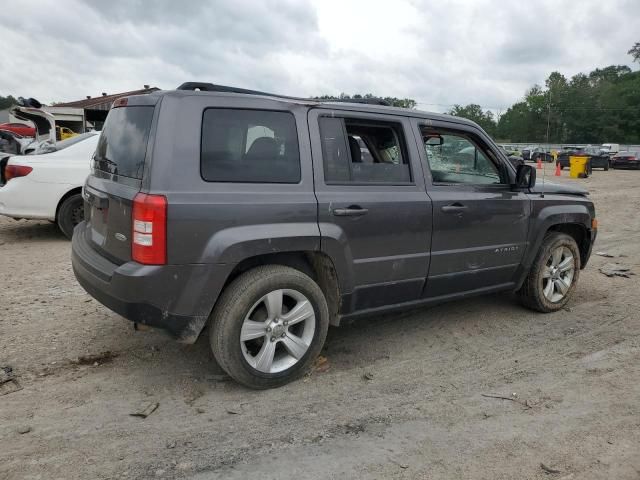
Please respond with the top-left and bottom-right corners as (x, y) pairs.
(176, 83), (393, 107)
(323, 98), (391, 106)
(176, 82), (308, 102)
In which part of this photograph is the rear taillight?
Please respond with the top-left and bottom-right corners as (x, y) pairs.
(132, 193), (167, 265)
(5, 165), (33, 182)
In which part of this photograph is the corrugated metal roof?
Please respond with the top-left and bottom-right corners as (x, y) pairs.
(54, 87), (160, 110)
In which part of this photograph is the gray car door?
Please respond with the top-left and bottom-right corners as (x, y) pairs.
(308, 109), (432, 313)
(411, 118), (530, 299)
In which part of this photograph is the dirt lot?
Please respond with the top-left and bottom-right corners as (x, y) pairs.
(1, 166), (639, 480)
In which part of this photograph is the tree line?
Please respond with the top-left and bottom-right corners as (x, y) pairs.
(323, 44), (640, 144)
(0, 95), (19, 110)
(324, 62), (639, 145)
(453, 65), (640, 144)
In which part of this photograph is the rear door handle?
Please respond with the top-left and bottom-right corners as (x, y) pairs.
(332, 206), (369, 217)
(441, 203), (468, 213)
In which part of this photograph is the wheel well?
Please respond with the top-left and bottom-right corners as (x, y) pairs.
(223, 251), (342, 326)
(55, 187), (83, 221)
(547, 223), (590, 267)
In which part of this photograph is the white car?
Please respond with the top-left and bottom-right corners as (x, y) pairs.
(0, 133), (99, 238)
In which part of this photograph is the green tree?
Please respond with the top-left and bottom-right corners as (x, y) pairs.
(447, 104), (497, 136)
(314, 93), (416, 109)
(498, 65), (640, 144)
(0, 95), (18, 110)
(628, 42), (640, 63)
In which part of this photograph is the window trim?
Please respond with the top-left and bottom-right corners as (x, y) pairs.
(418, 125), (509, 187)
(199, 107), (302, 185)
(319, 115), (415, 187)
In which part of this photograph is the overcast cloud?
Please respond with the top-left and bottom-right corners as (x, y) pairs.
(1, 0), (638, 112)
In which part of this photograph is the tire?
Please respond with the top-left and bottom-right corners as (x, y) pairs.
(604, 161), (609, 171)
(209, 265), (329, 389)
(57, 193), (84, 239)
(518, 232), (580, 313)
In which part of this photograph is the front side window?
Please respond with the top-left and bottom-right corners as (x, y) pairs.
(421, 127), (502, 185)
(319, 117), (411, 184)
(201, 109), (300, 183)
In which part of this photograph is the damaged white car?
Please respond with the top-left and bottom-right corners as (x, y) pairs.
(0, 102), (98, 238)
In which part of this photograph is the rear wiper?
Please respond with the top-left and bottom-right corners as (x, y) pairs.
(96, 156), (117, 166)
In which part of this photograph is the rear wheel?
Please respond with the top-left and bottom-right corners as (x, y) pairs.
(209, 265), (329, 389)
(57, 193), (84, 239)
(518, 232), (580, 312)
(604, 161), (610, 171)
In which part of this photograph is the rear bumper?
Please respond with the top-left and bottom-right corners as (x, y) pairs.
(71, 221), (232, 343)
(611, 162), (640, 169)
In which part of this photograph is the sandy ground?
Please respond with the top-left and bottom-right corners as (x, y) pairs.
(1, 165), (639, 480)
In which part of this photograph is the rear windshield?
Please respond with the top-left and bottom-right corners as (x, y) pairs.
(93, 106), (154, 179)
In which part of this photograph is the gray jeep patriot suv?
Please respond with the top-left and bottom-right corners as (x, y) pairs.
(72, 82), (596, 389)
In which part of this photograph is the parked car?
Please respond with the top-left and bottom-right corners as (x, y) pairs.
(556, 146), (610, 171)
(56, 126), (78, 141)
(11, 104), (56, 144)
(601, 143), (620, 156)
(610, 151), (639, 169)
(0, 133), (99, 237)
(530, 147), (554, 163)
(0, 122), (36, 137)
(71, 83), (597, 389)
(521, 145), (535, 160)
(0, 129), (32, 155)
(506, 145), (522, 157)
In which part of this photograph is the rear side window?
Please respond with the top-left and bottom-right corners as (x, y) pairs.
(319, 116), (411, 184)
(201, 109), (300, 183)
(93, 106), (154, 179)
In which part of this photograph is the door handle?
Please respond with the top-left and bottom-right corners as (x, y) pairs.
(332, 206), (369, 217)
(441, 203), (468, 214)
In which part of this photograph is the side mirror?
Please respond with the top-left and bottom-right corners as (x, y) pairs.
(515, 164), (536, 189)
(424, 135), (443, 146)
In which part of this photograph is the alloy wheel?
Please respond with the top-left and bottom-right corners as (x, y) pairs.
(240, 289), (316, 373)
(542, 246), (575, 303)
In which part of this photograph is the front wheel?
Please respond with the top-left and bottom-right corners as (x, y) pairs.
(209, 265), (329, 389)
(57, 193), (84, 239)
(518, 232), (580, 312)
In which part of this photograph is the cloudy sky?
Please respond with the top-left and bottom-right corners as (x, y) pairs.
(1, 0), (638, 112)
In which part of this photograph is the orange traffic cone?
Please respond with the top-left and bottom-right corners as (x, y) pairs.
(536, 158), (543, 170)
(555, 162), (561, 176)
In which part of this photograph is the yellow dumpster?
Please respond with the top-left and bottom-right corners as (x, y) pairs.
(569, 155), (589, 178)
